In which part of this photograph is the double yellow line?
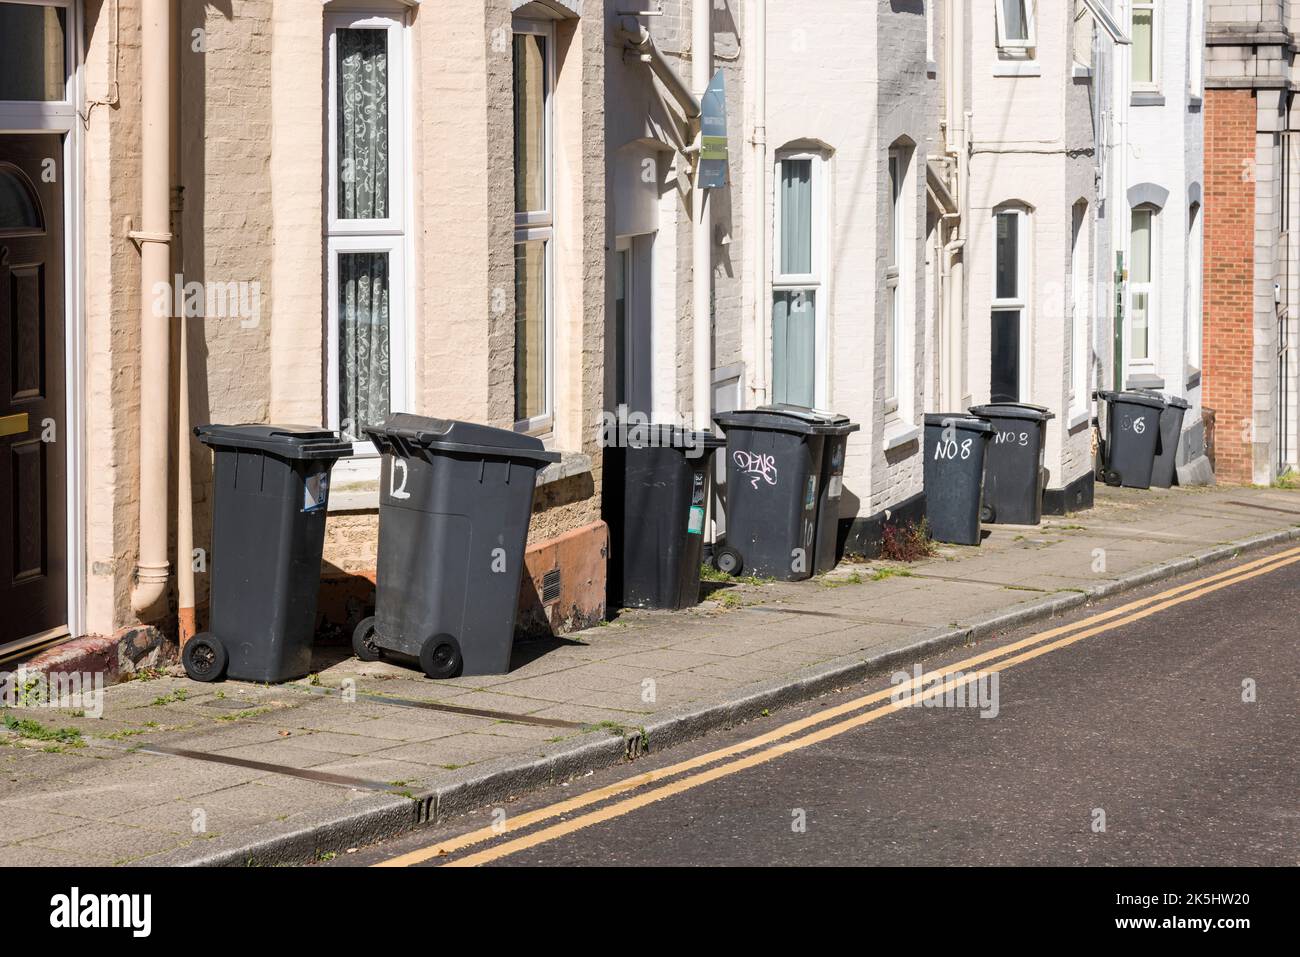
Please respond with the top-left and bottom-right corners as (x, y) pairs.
(377, 545), (1300, 868)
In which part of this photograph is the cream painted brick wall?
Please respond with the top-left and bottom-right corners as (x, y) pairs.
(418, 0), (497, 424)
(84, 0), (146, 634)
(268, 0), (324, 425)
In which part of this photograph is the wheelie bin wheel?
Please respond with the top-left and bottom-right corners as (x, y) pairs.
(352, 616), (382, 662)
(420, 635), (463, 679)
(1104, 469), (1123, 487)
(979, 504), (996, 524)
(183, 634), (228, 683)
(713, 546), (744, 577)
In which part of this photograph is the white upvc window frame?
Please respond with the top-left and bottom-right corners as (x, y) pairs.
(885, 150), (904, 415)
(513, 18), (555, 436)
(613, 232), (656, 415)
(1188, 0), (1204, 99)
(325, 235), (408, 442)
(1127, 204), (1158, 368)
(995, 0), (1037, 55)
(324, 8), (412, 458)
(1131, 0), (1159, 92)
(618, 237), (639, 408)
(1072, 0), (1094, 71)
(0, 0), (76, 122)
(992, 205), (1031, 402)
(772, 150), (829, 410)
(1069, 201), (1090, 415)
(326, 12), (407, 239)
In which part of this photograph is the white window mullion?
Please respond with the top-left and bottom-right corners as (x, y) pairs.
(513, 19), (555, 434)
(995, 0), (1036, 53)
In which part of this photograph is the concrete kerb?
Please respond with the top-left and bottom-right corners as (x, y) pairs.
(149, 522), (1300, 867)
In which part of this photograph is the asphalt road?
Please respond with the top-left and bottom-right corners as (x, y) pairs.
(338, 546), (1300, 867)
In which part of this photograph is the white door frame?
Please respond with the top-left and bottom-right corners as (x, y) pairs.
(614, 232), (655, 416)
(0, 0), (86, 643)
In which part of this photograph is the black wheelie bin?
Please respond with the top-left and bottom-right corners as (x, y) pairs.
(1137, 391), (1190, 489)
(712, 406), (831, 581)
(809, 410), (862, 574)
(1094, 390), (1164, 489)
(967, 402), (1055, 525)
(606, 428), (726, 610)
(923, 413), (995, 546)
(353, 414), (560, 679)
(185, 425), (353, 683)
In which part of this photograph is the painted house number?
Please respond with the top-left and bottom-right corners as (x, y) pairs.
(934, 439), (974, 461)
(389, 458), (411, 500)
(994, 431), (1030, 446)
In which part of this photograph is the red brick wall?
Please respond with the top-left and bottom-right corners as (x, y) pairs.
(1203, 89), (1257, 484)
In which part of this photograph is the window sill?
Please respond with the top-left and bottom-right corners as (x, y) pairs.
(327, 450), (592, 513)
(926, 61), (938, 79)
(1067, 408), (1091, 431)
(993, 60), (1042, 78)
(1131, 91), (1165, 107)
(1071, 63), (1093, 79)
(536, 450), (592, 487)
(1186, 367), (1202, 390)
(329, 454), (381, 512)
(882, 423), (922, 453)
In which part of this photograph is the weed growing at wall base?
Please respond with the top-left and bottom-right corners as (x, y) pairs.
(882, 519), (937, 562)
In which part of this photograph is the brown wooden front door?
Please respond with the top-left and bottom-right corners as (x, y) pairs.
(0, 133), (67, 647)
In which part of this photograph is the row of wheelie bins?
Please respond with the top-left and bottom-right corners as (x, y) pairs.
(183, 405), (862, 686)
(924, 390), (1190, 546)
(603, 406), (859, 610)
(924, 402), (1056, 546)
(183, 416), (559, 684)
(1093, 389), (1190, 491)
(182, 387), (1188, 686)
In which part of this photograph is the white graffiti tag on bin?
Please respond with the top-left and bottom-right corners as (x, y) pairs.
(734, 450), (778, 489)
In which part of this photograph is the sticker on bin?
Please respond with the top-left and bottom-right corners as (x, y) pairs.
(687, 505), (705, 536)
(804, 476), (818, 510)
(828, 475), (843, 499)
(303, 471), (329, 512)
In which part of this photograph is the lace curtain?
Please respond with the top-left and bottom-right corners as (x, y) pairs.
(336, 28), (390, 439)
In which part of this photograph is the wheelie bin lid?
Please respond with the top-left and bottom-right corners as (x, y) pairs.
(1093, 389), (1165, 410)
(923, 413), (995, 434)
(624, 427), (727, 451)
(1132, 388), (1191, 411)
(968, 402), (1056, 422)
(363, 413), (561, 464)
(194, 424), (354, 460)
(714, 405), (861, 436)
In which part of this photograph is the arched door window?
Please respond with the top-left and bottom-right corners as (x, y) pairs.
(0, 164), (43, 233)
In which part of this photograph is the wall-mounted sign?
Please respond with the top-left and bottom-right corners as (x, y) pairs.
(699, 70), (728, 190)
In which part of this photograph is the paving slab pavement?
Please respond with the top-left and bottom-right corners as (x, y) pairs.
(1, 484), (1298, 866)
